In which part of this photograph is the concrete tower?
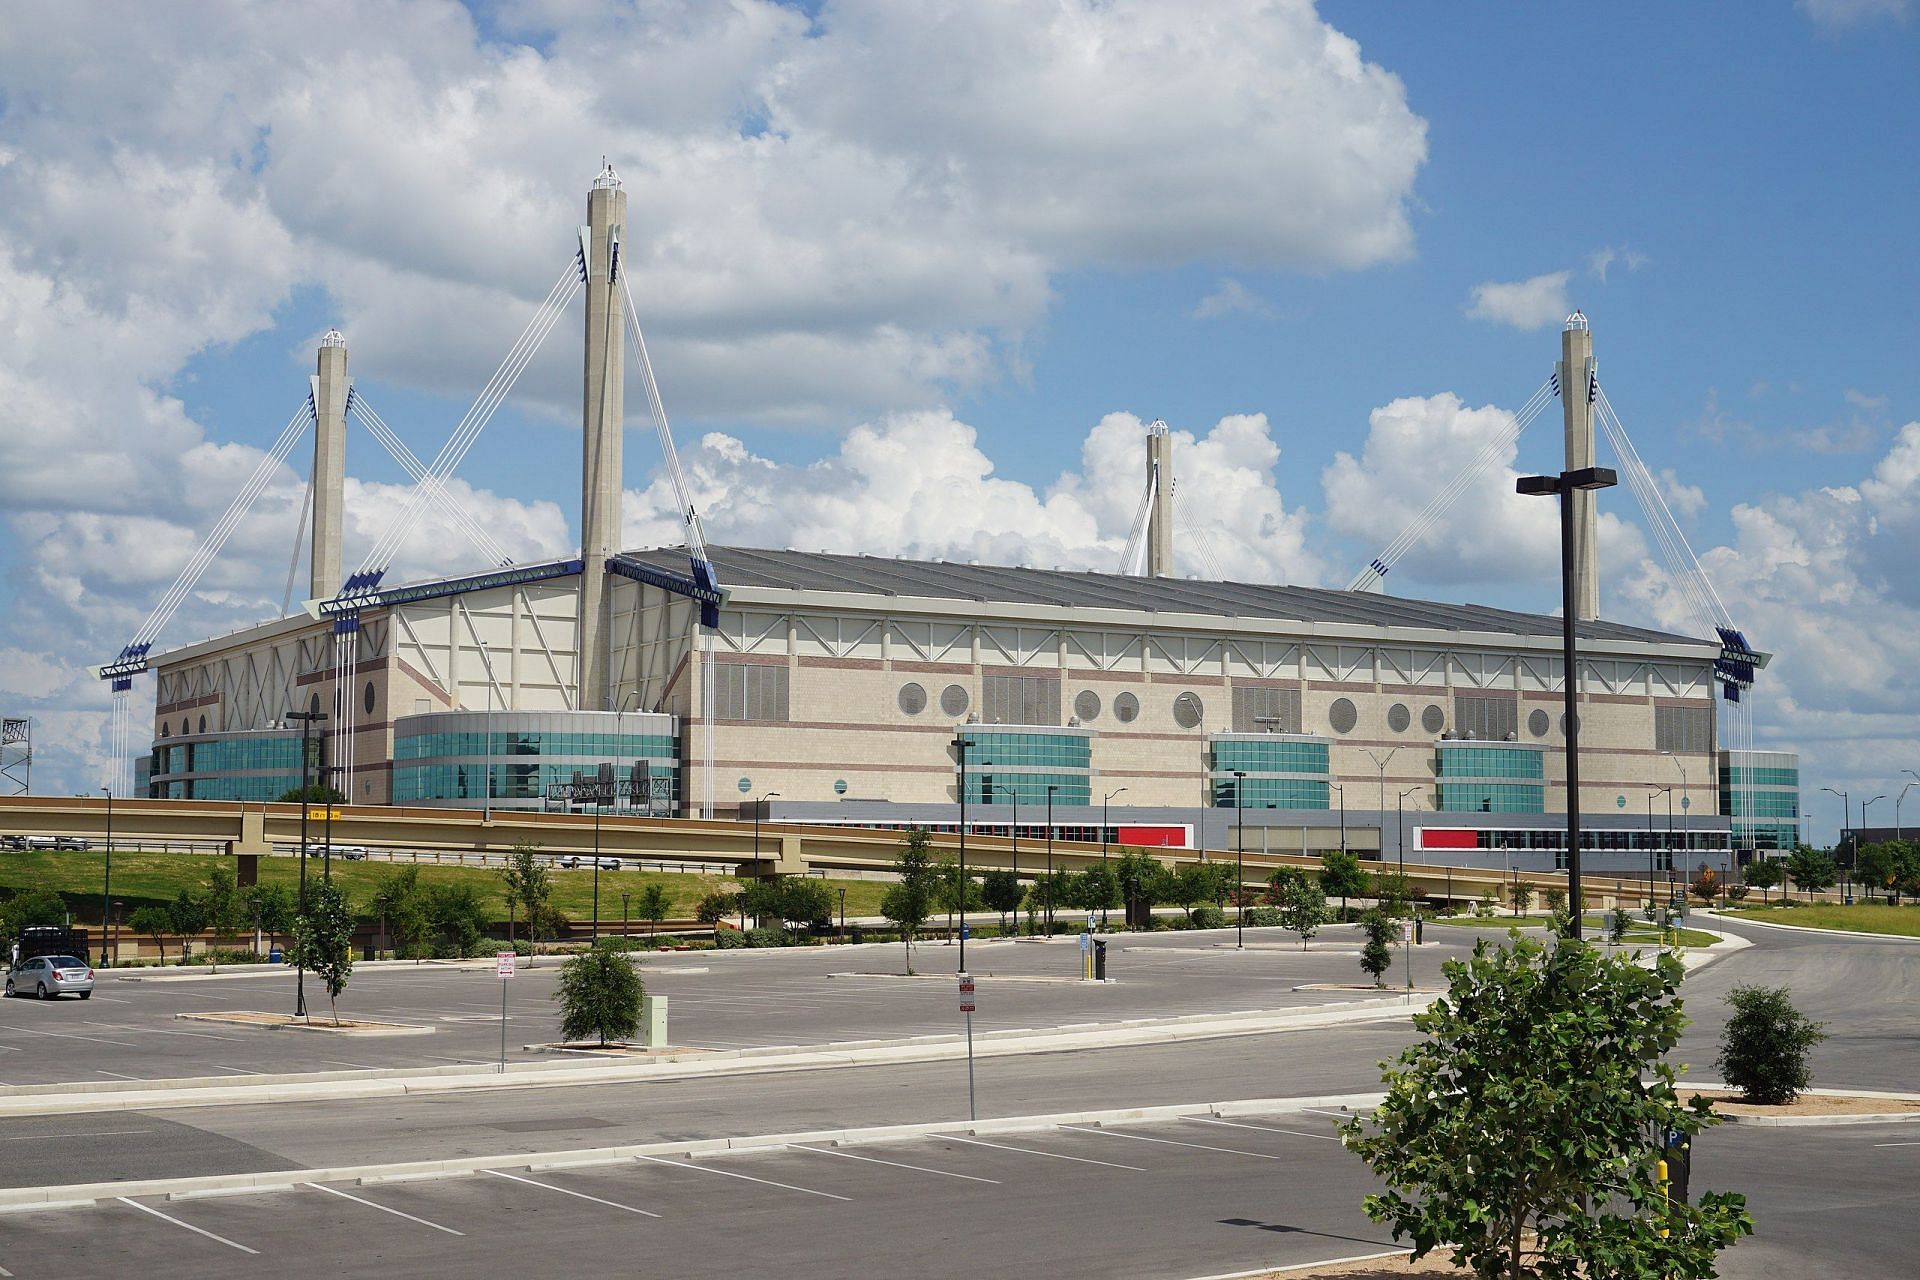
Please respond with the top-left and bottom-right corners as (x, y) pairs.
(1146, 420), (1174, 577)
(578, 164), (627, 711)
(1557, 312), (1599, 620)
(309, 329), (349, 601)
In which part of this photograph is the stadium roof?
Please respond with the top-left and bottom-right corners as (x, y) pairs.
(620, 545), (1709, 648)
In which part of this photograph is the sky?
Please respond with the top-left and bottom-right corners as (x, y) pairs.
(1, 0), (1916, 838)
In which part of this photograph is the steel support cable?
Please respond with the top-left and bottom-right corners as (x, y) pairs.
(1345, 378), (1555, 591)
(281, 467), (316, 617)
(1117, 467), (1156, 575)
(133, 399), (315, 645)
(359, 261), (581, 574)
(1596, 385), (1733, 626)
(350, 395), (512, 568)
(1173, 486), (1228, 581)
(1593, 402), (1717, 635)
(618, 274), (708, 562)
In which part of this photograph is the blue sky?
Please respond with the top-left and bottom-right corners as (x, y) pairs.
(2, 1), (1917, 831)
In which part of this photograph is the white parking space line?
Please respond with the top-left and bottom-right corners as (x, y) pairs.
(633, 1154), (852, 1201)
(98, 1070), (142, 1080)
(210, 1064), (261, 1075)
(942, 1135), (1147, 1172)
(305, 1182), (465, 1235)
(321, 1059), (377, 1070)
(4, 1128), (150, 1141)
(83, 1022), (248, 1042)
(0, 1025), (137, 1048)
(791, 1143), (1000, 1184)
(0, 1259), (13, 1275)
(1873, 1141), (1920, 1148)
(480, 1168), (661, 1216)
(1183, 1116), (1340, 1143)
(1060, 1125), (1289, 1161)
(116, 1197), (260, 1254)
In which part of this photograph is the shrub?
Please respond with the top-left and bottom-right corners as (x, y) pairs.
(1242, 906), (1282, 928)
(202, 948), (264, 966)
(713, 928), (747, 949)
(694, 890), (738, 926)
(1717, 984), (1827, 1105)
(1189, 904), (1228, 929)
(553, 949), (644, 1046)
(1544, 887), (1567, 914)
(1608, 908), (1631, 945)
(1725, 884), (1749, 903)
(1473, 888), (1497, 920)
(745, 926), (786, 949)
(652, 935), (685, 949)
(1359, 910), (1395, 987)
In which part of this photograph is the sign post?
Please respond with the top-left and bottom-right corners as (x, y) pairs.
(496, 950), (516, 1073)
(958, 971), (977, 1121)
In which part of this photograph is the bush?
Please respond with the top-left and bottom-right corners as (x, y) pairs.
(652, 935), (685, 949)
(694, 890), (739, 926)
(745, 926), (786, 949)
(1725, 884), (1749, 902)
(1544, 887), (1567, 914)
(553, 949), (644, 1046)
(1717, 984), (1827, 1105)
(713, 928), (748, 949)
(201, 948), (264, 966)
(1242, 906), (1282, 927)
(1190, 904), (1228, 929)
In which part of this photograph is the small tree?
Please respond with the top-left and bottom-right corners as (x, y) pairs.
(1690, 865), (1720, 905)
(1358, 910), (1395, 987)
(1716, 983), (1827, 1105)
(277, 782), (345, 804)
(694, 889), (740, 926)
(1373, 870), (1416, 918)
(128, 905), (172, 964)
(933, 862), (983, 935)
(370, 865), (428, 958)
(1114, 850), (1170, 929)
(202, 865), (249, 952)
(285, 880), (355, 1024)
(499, 844), (553, 943)
(1543, 887), (1567, 915)
(981, 870), (1022, 935)
(882, 827), (940, 972)
(1743, 858), (1783, 905)
(637, 883), (672, 946)
(1608, 906), (1631, 945)
(166, 889), (209, 962)
(1277, 871), (1329, 950)
(1784, 844), (1838, 902)
(1080, 862), (1121, 923)
(1319, 849), (1367, 921)
(1169, 863), (1217, 924)
(1508, 879), (1535, 917)
(423, 882), (490, 957)
(0, 888), (68, 942)
(554, 948), (644, 1046)
(1343, 937), (1753, 1279)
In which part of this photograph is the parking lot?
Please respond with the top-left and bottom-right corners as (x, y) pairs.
(0, 926), (1466, 1085)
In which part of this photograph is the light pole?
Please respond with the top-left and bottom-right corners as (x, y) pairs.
(1045, 784), (1060, 934)
(1646, 787), (1670, 913)
(1398, 787), (1420, 989)
(477, 639), (499, 824)
(1820, 786), (1849, 877)
(1102, 786), (1127, 929)
(1518, 463), (1619, 940)
(838, 886), (847, 944)
(285, 707), (327, 1020)
(954, 733), (972, 967)
(591, 793), (605, 943)
(1009, 783), (1020, 938)
(98, 787), (113, 968)
(1898, 778), (1919, 844)
(1330, 782), (1346, 857)
(1366, 748), (1396, 829)
(1232, 771), (1247, 949)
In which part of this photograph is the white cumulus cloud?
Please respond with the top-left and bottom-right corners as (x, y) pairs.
(1465, 271), (1572, 331)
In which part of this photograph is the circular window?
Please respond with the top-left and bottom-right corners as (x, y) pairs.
(1172, 692), (1204, 729)
(1421, 704), (1445, 735)
(1114, 692), (1140, 723)
(1387, 703), (1410, 733)
(737, 776), (752, 793)
(161, 722), (169, 737)
(940, 684), (970, 717)
(834, 779), (848, 796)
(1528, 708), (1550, 738)
(898, 682), (927, 716)
(363, 681), (376, 716)
(1328, 698), (1358, 735)
(310, 692), (322, 716)
(1073, 690), (1101, 722)
(197, 715), (207, 735)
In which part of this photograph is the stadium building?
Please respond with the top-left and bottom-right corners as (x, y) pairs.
(131, 169), (1784, 879)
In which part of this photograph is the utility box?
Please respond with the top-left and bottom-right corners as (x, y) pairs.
(640, 993), (669, 1049)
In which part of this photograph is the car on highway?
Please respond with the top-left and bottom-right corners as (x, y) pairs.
(335, 846), (369, 860)
(5, 955), (94, 999)
(17, 836), (89, 851)
(558, 855), (622, 871)
(0, 835), (26, 851)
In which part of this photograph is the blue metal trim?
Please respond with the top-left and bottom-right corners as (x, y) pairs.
(318, 558), (584, 618)
(606, 554), (724, 606)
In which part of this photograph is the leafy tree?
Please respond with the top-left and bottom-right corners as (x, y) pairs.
(1079, 862), (1121, 922)
(1742, 858), (1783, 905)
(1508, 878), (1535, 916)
(166, 889), (209, 962)
(554, 948), (643, 1046)
(499, 844), (553, 943)
(422, 882), (490, 957)
(1114, 850), (1170, 928)
(1784, 845), (1838, 902)
(933, 862), (984, 934)
(1543, 887), (1567, 915)
(637, 883), (672, 945)
(128, 904), (173, 964)
(1319, 849), (1367, 920)
(1854, 840), (1918, 903)
(1689, 865), (1720, 905)
(277, 782), (345, 804)
(1276, 870), (1329, 949)
(1717, 984), (1827, 1105)
(370, 866), (429, 958)
(202, 865), (249, 950)
(1373, 870), (1417, 918)
(1343, 936), (1753, 1279)
(981, 870), (1023, 935)
(0, 888), (68, 941)
(1608, 906), (1632, 946)
(1169, 863), (1220, 924)
(694, 889), (740, 926)
(1358, 910), (1395, 987)
(882, 827), (940, 972)
(285, 880), (355, 1024)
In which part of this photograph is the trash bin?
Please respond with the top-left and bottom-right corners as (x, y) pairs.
(267, 946), (283, 963)
(1662, 1129), (1692, 1204)
(1092, 938), (1108, 981)
(1413, 917), (1424, 945)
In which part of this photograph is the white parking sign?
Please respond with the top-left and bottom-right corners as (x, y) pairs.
(496, 950), (516, 979)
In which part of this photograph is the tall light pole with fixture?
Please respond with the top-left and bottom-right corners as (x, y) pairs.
(1366, 748), (1396, 834)
(285, 707), (327, 1020)
(1329, 782), (1346, 857)
(1646, 786), (1670, 912)
(1517, 463), (1619, 940)
(98, 787), (113, 968)
(953, 734), (972, 969)
(1044, 783), (1060, 933)
(1819, 786), (1849, 863)
(1102, 786), (1127, 929)
(1232, 771), (1247, 949)
(1398, 787), (1420, 989)
(477, 639), (499, 823)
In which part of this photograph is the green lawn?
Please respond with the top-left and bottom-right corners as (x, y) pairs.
(0, 849), (893, 925)
(1721, 903), (1920, 938)
(1438, 912), (1720, 948)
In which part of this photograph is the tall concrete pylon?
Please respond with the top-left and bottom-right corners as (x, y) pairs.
(1558, 313), (1599, 620)
(309, 329), (349, 601)
(1146, 421), (1174, 577)
(578, 164), (627, 712)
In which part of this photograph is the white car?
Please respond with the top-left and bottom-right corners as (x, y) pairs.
(558, 855), (622, 871)
(6, 955), (94, 999)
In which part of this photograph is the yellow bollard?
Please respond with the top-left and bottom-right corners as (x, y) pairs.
(1657, 1158), (1670, 1238)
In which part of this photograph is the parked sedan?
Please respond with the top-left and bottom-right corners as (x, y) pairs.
(557, 855), (622, 871)
(5, 955), (94, 999)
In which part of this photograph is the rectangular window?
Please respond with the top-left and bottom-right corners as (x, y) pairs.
(1231, 685), (1301, 734)
(1654, 705), (1713, 754)
(980, 674), (1060, 726)
(713, 662), (789, 721)
(1453, 693), (1517, 741)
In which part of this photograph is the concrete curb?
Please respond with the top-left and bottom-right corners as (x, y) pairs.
(175, 1011), (437, 1037)
(1700, 909), (1920, 944)
(1675, 1080), (1920, 1127)
(0, 1090), (1385, 1212)
(0, 997), (1429, 1118)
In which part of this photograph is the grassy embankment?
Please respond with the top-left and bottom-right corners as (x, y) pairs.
(0, 849), (892, 925)
(1720, 903), (1920, 938)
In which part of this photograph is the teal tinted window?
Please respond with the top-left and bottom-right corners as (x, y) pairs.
(959, 732), (1092, 770)
(395, 731), (678, 762)
(1720, 766), (1799, 787)
(1727, 791), (1799, 819)
(1211, 777), (1329, 809)
(963, 773), (1090, 806)
(1210, 739), (1329, 774)
(1437, 782), (1545, 813)
(1434, 747), (1544, 780)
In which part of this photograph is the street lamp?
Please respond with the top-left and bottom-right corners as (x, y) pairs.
(1102, 786), (1127, 929)
(1008, 782), (1020, 938)
(1366, 749), (1396, 829)
(954, 733), (973, 968)
(1517, 463), (1619, 940)
(752, 792), (780, 866)
(476, 639), (499, 824)
(1898, 776), (1920, 844)
(1819, 786), (1849, 866)
(1045, 784), (1061, 934)
(285, 707), (328, 1020)
(622, 890), (631, 942)
(1232, 771), (1247, 949)
(1398, 787), (1420, 990)
(1329, 782), (1346, 857)
(98, 787), (113, 968)
(1646, 787), (1670, 914)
